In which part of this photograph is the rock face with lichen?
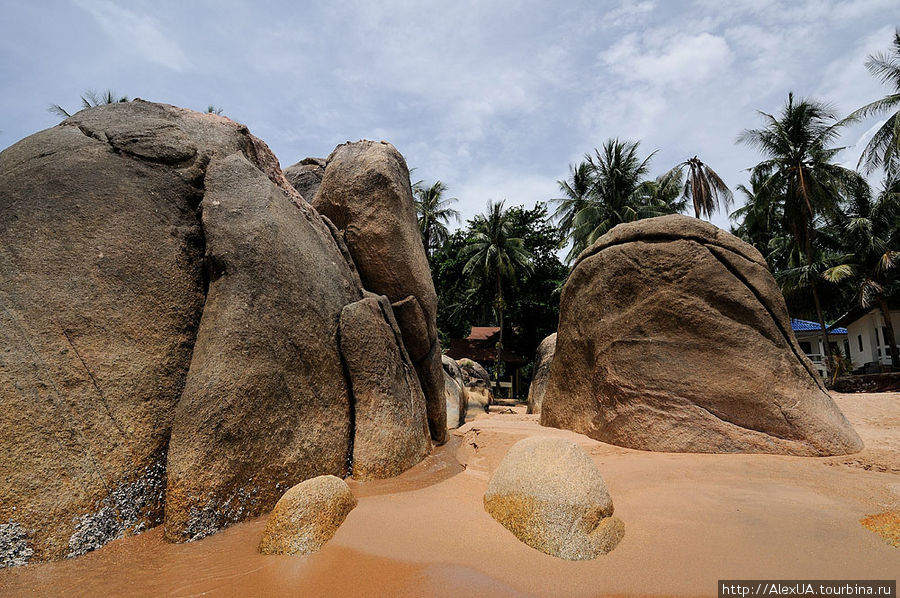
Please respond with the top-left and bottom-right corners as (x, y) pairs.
(0, 102), (436, 565)
(527, 333), (556, 415)
(484, 437), (624, 560)
(540, 215), (863, 456)
(313, 141), (447, 444)
(258, 475), (357, 556)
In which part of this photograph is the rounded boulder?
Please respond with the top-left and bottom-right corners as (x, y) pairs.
(258, 475), (357, 556)
(483, 437), (624, 560)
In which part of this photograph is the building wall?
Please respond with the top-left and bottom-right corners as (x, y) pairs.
(846, 309), (900, 368)
(794, 331), (848, 377)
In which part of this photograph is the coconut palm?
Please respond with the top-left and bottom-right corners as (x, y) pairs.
(663, 156), (733, 219)
(730, 169), (783, 265)
(552, 161), (594, 243)
(461, 201), (534, 386)
(738, 92), (865, 373)
(552, 139), (672, 263)
(847, 29), (900, 175)
(49, 89), (129, 118)
(413, 180), (459, 259)
(822, 176), (900, 369)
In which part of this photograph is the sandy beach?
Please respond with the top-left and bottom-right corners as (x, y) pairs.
(2, 392), (898, 597)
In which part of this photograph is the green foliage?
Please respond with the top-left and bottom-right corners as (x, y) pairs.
(413, 180), (459, 260)
(431, 202), (565, 392)
(49, 89), (129, 118)
(847, 28), (900, 176)
(662, 156), (733, 219)
(552, 138), (683, 263)
(431, 230), (479, 340)
(736, 92), (870, 371)
(503, 204), (568, 359)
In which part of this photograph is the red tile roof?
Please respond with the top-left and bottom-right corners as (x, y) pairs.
(467, 326), (500, 341)
(445, 330), (526, 365)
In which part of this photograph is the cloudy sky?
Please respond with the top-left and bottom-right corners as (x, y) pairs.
(1, 0), (897, 230)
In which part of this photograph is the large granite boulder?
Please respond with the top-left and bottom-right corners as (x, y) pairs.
(163, 153), (362, 542)
(0, 100), (281, 564)
(258, 475), (356, 556)
(527, 333), (556, 415)
(442, 354), (468, 429)
(540, 215), (863, 456)
(484, 437), (624, 560)
(283, 157), (325, 201)
(0, 102), (434, 565)
(313, 141), (446, 443)
(339, 295), (431, 480)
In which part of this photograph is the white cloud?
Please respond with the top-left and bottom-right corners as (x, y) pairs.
(73, 0), (188, 71)
(603, 0), (657, 28)
(601, 32), (734, 88)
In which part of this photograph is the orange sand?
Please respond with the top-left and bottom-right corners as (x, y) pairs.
(1, 393), (898, 597)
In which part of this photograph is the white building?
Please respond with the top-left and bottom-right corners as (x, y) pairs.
(833, 303), (900, 373)
(790, 318), (848, 378)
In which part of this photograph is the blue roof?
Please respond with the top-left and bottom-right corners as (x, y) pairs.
(790, 318), (847, 335)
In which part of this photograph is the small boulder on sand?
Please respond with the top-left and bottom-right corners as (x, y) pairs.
(483, 437), (624, 560)
(259, 475), (357, 556)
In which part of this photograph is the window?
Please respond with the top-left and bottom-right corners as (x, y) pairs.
(858, 335), (863, 352)
(875, 327), (880, 344)
(799, 341), (812, 354)
(884, 327), (889, 345)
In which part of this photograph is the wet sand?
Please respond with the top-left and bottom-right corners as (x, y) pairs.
(2, 393), (899, 597)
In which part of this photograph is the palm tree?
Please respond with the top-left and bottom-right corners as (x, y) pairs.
(552, 139), (673, 263)
(461, 201), (534, 388)
(552, 161), (594, 243)
(663, 156), (733, 219)
(49, 89), (129, 118)
(822, 176), (900, 369)
(738, 92), (864, 373)
(730, 169), (784, 266)
(413, 180), (459, 259)
(847, 29), (900, 175)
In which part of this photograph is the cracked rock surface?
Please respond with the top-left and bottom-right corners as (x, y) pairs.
(313, 141), (447, 444)
(338, 294), (431, 480)
(163, 152), (362, 542)
(540, 214), (863, 456)
(0, 101), (435, 565)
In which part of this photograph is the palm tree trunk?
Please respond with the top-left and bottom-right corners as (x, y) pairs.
(495, 272), (503, 396)
(879, 297), (899, 371)
(811, 281), (833, 377)
(802, 230), (832, 378)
